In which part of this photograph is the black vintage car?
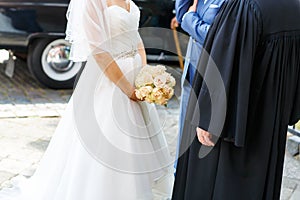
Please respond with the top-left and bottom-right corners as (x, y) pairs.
(0, 0), (187, 89)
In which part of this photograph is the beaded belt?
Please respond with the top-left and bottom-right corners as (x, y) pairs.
(114, 49), (138, 60)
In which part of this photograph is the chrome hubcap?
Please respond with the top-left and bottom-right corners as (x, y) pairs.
(41, 39), (81, 81)
(46, 45), (73, 72)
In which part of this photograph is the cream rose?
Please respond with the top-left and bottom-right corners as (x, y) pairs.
(135, 64), (176, 106)
(156, 98), (168, 105)
(135, 89), (144, 100)
(163, 85), (174, 99)
(153, 75), (167, 88)
(168, 76), (176, 87)
(151, 88), (164, 100)
(139, 86), (153, 97)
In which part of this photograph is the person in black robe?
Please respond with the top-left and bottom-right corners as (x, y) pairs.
(172, 0), (300, 199)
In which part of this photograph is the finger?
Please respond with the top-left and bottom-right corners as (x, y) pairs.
(197, 131), (207, 145)
(196, 127), (202, 134)
(196, 128), (205, 144)
(197, 127), (214, 146)
(203, 135), (215, 146)
(197, 128), (211, 146)
(201, 131), (215, 146)
(170, 18), (176, 29)
(174, 20), (178, 28)
(203, 131), (215, 146)
(197, 127), (209, 137)
(201, 130), (209, 137)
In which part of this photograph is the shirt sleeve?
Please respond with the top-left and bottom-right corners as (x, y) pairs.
(175, 0), (193, 23)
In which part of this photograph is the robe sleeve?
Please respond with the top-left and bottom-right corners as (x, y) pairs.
(289, 79), (300, 125)
(188, 0), (263, 147)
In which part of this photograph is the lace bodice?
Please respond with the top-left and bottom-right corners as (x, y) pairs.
(106, 1), (141, 58)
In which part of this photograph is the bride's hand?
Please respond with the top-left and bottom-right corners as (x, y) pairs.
(130, 90), (140, 101)
(125, 87), (143, 101)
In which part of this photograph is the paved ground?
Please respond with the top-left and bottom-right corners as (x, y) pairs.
(0, 51), (299, 199)
(0, 51), (72, 118)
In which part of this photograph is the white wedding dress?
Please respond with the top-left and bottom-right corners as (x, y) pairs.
(0, 1), (173, 199)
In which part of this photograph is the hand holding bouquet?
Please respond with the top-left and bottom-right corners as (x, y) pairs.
(135, 65), (176, 106)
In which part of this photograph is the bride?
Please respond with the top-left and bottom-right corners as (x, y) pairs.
(0, 0), (174, 199)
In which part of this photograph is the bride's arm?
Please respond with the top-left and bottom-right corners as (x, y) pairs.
(93, 52), (139, 101)
(83, 0), (139, 101)
(138, 41), (147, 66)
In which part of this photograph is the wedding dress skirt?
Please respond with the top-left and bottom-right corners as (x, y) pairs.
(0, 2), (174, 199)
(0, 53), (174, 200)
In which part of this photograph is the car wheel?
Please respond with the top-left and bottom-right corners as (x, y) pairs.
(28, 38), (82, 89)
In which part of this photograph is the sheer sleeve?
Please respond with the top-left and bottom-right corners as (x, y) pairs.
(66, 0), (111, 62)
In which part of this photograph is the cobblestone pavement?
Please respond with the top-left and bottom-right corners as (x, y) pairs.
(0, 52), (299, 199)
(0, 50), (72, 118)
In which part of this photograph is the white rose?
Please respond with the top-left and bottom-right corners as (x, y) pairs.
(141, 65), (153, 74)
(151, 65), (166, 76)
(135, 76), (144, 87)
(153, 75), (167, 88)
(164, 72), (171, 80)
(155, 65), (166, 72)
(168, 76), (176, 87)
(142, 73), (154, 85)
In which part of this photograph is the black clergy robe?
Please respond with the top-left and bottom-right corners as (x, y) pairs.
(172, 0), (300, 199)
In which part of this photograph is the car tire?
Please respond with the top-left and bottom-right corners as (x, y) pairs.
(28, 38), (82, 89)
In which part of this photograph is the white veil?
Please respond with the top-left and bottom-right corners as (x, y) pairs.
(65, 0), (111, 62)
(65, 0), (172, 174)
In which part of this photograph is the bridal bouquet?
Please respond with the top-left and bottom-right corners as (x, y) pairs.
(135, 65), (176, 106)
